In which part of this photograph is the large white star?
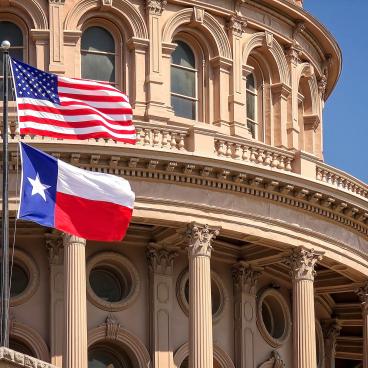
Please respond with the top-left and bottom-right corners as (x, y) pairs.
(27, 173), (51, 201)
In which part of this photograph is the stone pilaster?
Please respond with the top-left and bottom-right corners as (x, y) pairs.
(146, 244), (177, 368)
(356, 283), (368, 368)
(186, 223), (220, 368)
(227, 16), (250, 137)
(322, 319), (341, 368)
(284, 247), (323, 368)
(45, 233), (64, 368)
(145, 0), (171, 122)
(63, 235), (87, 368)
(48, 0), (65, 73)
(232, 262), (262, 368)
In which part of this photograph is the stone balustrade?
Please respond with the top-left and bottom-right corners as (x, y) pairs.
(316, 164), (368, 200)
(0, 347), (57, 368)
(214, 137), (294, 172)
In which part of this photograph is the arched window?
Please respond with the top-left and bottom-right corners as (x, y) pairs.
(246, 73), (257, 138)
(9, 338), (35, 357)
(81, 26), (116, 85)
(0, 21), (24, 99)
(88, 344), (133, 368)
(171, 41), (197, 120)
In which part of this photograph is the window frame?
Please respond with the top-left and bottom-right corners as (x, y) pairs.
(80, 19), (124, 90)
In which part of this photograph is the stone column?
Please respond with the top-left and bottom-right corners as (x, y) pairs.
(232, 262), (262, 368)
(284, 247), (323, 368)
(356, 283), (368, 368)
(45, 233), (64, 367)
(322, 319), (341, 368)
(63, 235), (87, 368)
(146, 244), (177, 368)
(186, 223), (220, 368)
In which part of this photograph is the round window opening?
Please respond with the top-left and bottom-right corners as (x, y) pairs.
(89, 266), (128, 303)
(88, 345), (133, 368)
(10, 263), (29, 298)
(87, 252), (140, 312)
(177, 269), (226, 323)
(257, 288), (291, 347)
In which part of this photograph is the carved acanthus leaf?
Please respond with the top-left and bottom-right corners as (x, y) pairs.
(232, 262), (262, 295)
(146, 0), (167, 15)
(186, 223), (220, 257)
(227, 16), (247, 37)
(146, 245), (178, 275)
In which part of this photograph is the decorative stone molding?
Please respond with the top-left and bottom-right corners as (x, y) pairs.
(10, 249), (40, 307)
(232, 262), (262, 295)
(227, 16), (247, 37)
(49, 0), (65, 3)
(292, 21), (306, 41)
(258, 351), (285, 368)
(243, 32), (290, 85)
(176, 269), (228, 323)
(10, 0), (48, 29)
(173, 342), (235, 368)
(162, 8), (232, 59)
(285, 44), (302, 66)
(192, 7), (205, 24)
(0, 347), (56, 368)
(88, 323), (151, 368)
(86, 252), (140, 312)
(102, 314), (121, 340)
(186, 223), (220, 258)
(146, 244), (177, 275)
(10, 320), (50, 362)
(145, 0), (167, 15)
(64, 0), (148, 40)
(256, 287), (292, 348)
(284, 247), (323, 281)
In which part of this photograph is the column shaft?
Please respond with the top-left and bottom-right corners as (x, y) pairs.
(63, 235), (87, 368)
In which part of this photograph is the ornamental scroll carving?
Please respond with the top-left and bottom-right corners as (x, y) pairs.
(146, 0), (167, 15)
(186, 223), (220, 258)
(227, 16), (247, 37)
(284, 247), (323, 281)
(322, 319), (341, 356)
(258, 351), (285, 368)
(232, 262), (262, 295)
(146, 245), (177, 275)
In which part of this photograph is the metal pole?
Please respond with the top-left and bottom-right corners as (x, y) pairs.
(1, 40), (10, 348)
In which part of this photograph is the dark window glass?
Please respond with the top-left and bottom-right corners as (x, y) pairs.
(10, 264), (29, 297)
(171, 41), (197, 120)
(261, 296), (286, 339)
(9, 339), (35, 357)
(88, 346), (133, 368)
(89, 267), (127, 303)
(0, 21), (24, 101)
(246, 73), (257, 138)
(246, 73), (255, 92)
(81, 26), (115, 83)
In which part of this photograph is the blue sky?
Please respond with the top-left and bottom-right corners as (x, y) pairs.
(304, 1), (368, 183)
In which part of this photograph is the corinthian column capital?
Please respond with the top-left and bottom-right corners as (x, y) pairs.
(322, 319), (341, 349)
(146, 0), (167, 15)
(45, 232), (64, 265)
(186, 223), (220, 258)
(146, 244), (178, 276)
(284, 247), (323, 282)
(232, 262), (262, 295)
(356, 283), (368, 313)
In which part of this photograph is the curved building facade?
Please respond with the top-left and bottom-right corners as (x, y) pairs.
(0, 1), (367, 368)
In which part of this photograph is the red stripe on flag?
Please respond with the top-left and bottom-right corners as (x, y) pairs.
(54, 192), (133, 241)
(58, 93), (126, 102)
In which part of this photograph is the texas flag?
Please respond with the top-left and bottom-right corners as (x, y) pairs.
(18, 143), (135, 241)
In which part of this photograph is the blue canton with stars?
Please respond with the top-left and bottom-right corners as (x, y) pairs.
(11, 59), (60, 104)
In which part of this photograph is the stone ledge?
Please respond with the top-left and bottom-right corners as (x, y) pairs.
(0, 347), (56, 368)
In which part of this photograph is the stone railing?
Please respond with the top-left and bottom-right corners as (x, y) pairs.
(214, 136), (294, 172)
(135, 123), (188, 151)
(0, 347), (57, 368)
(316, 164), (368, 200)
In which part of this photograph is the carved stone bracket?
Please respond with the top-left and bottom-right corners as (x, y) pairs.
(284, 247), (323, 281)
(186, 222), (220, 258)
(146, 0), (167, 15)
(258, 351), (285, 368)
(227, 15), (247, 37)
(146, 244), (178, 275)
(99, 315), (121, 340)
(232, 261), (262, 295)
(285, 44), (302, 66)
(49, 0), (65, 4)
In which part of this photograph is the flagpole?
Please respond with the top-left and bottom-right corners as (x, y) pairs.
(1, 40), (10, 348)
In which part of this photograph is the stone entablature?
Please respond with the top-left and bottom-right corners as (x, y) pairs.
(0, 347), (57, 368)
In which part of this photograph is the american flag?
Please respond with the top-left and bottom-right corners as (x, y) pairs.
(10, 59), (136, 144)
